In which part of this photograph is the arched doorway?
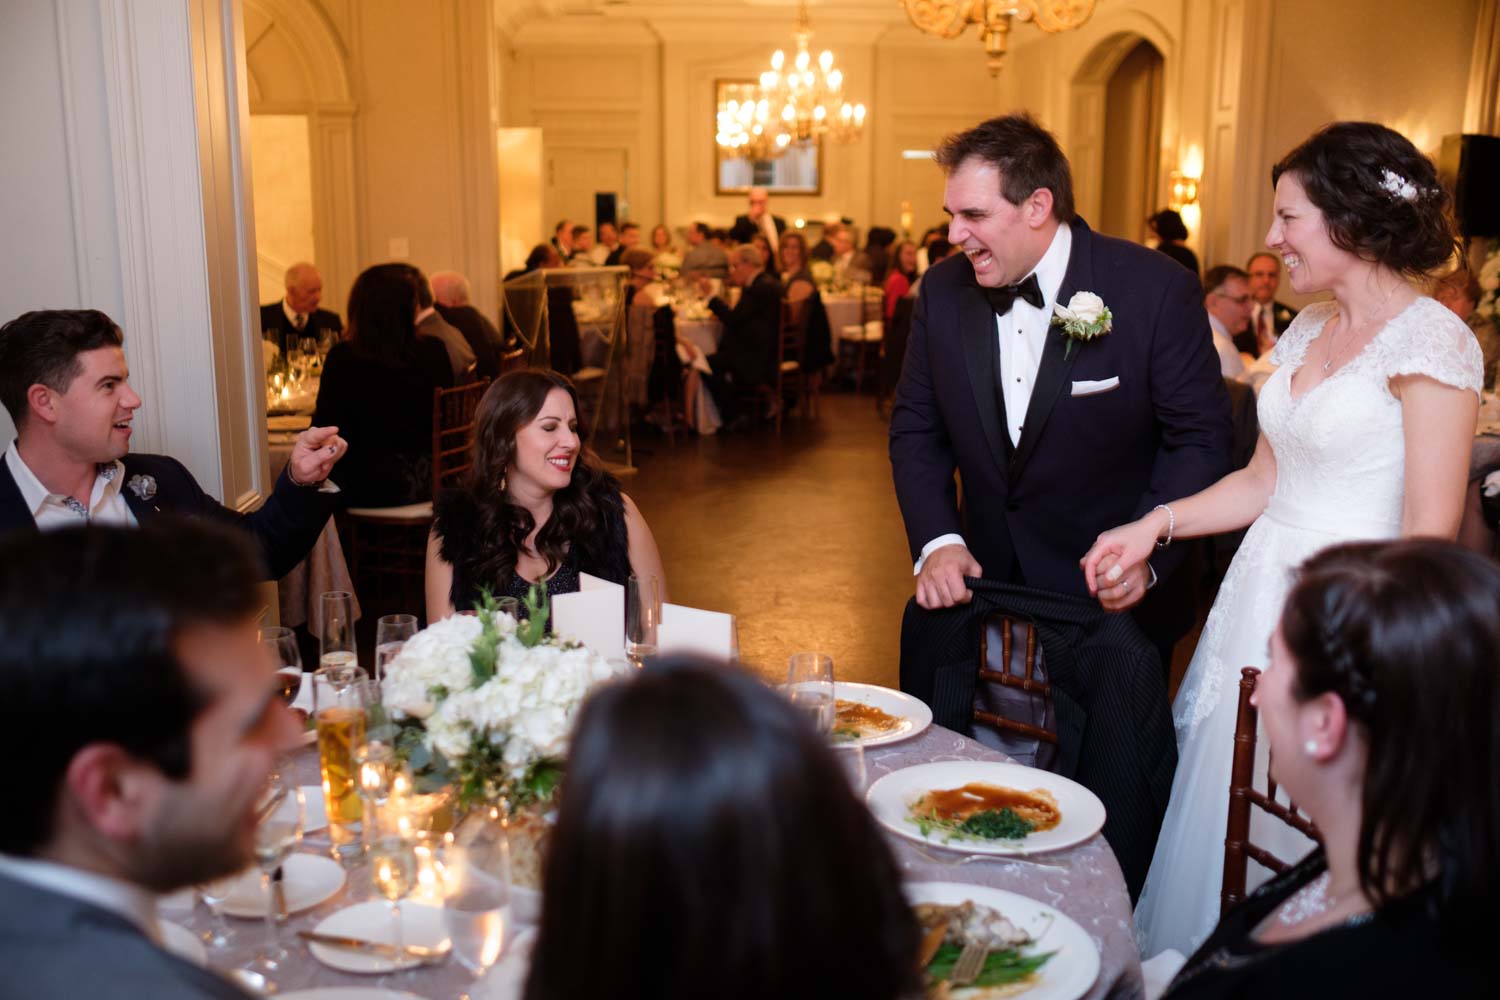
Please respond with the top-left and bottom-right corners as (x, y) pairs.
(1099, 41), (1164, 243)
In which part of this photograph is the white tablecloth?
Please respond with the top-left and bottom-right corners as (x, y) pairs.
(269, 434), (359, 636)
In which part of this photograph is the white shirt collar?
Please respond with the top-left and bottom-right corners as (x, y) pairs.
(0, 853), (162, 944)
(5, 439), (127, 521)
(1208, 312), (1229, 338)
(1030, 222), (1073, 307)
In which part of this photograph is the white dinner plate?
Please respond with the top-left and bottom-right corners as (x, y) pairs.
(307, 899), (449, 974)
(866, 761), (1106, 856)
(907, 881), (1100, 1000)
(830, 682), (933, 748)
(221, 852), (346, 918)
(158, 919), (206, 967)
(281, 990), (428, 1000)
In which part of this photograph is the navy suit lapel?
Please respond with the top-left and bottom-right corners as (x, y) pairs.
(118, 458), (160, 523)
(958, 280), (1011, 474)
(1010, 219), (1094, 481)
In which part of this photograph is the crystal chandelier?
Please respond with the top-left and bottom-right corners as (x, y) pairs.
(716, 1), (866, 160)
(900, 1), (1098, 77)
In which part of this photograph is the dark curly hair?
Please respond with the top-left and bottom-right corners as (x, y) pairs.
(935, 113), (1076, 223)
(447, 368), (622, 592)
(1280, 539), (1500, 934)
(1271, 122), (1459, 279)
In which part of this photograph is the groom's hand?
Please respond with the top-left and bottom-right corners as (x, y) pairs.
(916, 545), (982, 609)
(1093, 555), (1150, 612)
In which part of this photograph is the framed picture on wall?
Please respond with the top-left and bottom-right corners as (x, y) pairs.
(714, 79), (822, 196)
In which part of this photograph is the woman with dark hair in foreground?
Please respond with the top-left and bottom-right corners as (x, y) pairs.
(523, 659), (921, 1000)
(425, 368), (665, 619)
(1163, 539), (1495, 998)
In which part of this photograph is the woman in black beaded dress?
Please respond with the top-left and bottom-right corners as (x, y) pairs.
(425, 369), (665, 621)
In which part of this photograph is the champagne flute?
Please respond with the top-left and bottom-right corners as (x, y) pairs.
(786, 651), (835, 734)
(625, 574), (660, 665)
(370, 833), (418, 964)
(319, 591), (357, 672)
(313, 663), (371, 866)
(442, 836), (512, 976)
(259, 626), (303, 708)
(249, 770), (304, 975)
(197, 874), (239, 948)
(374, 614), (417, 684)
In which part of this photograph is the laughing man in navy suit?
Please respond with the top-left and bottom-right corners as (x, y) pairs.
(0, 309), (345, 578)
(889, 114), (1232, 665)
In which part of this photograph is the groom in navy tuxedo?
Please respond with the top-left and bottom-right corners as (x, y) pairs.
(890, 114), (1231, 666)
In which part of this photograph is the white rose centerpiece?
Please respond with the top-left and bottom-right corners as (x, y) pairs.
(382, 590), (622, 809)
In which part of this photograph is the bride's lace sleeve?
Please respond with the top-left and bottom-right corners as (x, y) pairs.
(1269, 300), (1336, 369)
(1374, 297), (1484, 397)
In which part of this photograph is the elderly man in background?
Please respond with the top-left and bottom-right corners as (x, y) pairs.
(1241, 251), (1298, 357)
(259, 261), (342, 357)
(0, 519), (301, 998)
(729, 186), (786, 255)
(1202, 264), (1253, 377)
(431, 270), (504, 380)
(409, 266), (476, 384)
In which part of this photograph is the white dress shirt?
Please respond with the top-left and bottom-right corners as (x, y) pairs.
(5, 440), (136, 529)
(1208, 314), (1246, 377)
(758, 213), (779, 256)
(0, 853), (162, 944)
(914, 225), (1071, 572)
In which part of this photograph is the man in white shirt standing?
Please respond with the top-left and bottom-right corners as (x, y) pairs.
(0, 519), (302, 998)
(1202, 264), (1252, 376)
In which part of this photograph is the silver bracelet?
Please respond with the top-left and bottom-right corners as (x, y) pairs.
(1153, 503), (1175, 549)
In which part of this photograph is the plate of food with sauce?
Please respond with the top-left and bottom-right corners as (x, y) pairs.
(827, 682), (933, 747)
(866, 761), (1105, 856)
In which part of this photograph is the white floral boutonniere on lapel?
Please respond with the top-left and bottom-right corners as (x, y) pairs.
(1051, 291), (1113, 360)
(126, 474), (158, 502)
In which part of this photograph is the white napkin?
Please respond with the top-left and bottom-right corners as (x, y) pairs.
(551, 573), (625, 660)
(657, 603), (736, 661)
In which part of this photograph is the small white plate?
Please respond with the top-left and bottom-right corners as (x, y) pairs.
(907, 881), (1099, 1000)
(158, 919), (206, 966)
(221, 852), (346, 918)
(830, 682), (933, 748)
(300, 784), (328, 833)
(866, 760), (1106, 856)
(280, 990), (429, 1000)
(307, 899), (449, 974)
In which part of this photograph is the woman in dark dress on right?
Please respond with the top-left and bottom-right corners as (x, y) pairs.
(1163, 539), (1495, 998)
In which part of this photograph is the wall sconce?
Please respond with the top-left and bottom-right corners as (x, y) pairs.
(1169, 171), (1200, 212)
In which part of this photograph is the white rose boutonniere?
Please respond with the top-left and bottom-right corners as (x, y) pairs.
(1051, 291), (1113, 359)
(127, 474), (158, 501)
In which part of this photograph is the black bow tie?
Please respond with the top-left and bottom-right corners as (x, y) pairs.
(983, 273), (1044, 316)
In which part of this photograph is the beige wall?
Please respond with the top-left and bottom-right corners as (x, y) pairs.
(248, 114), (316, 306)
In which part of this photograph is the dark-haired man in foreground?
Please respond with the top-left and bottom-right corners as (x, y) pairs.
(0, 520), (301, 997)
(0, 309), (344, 577)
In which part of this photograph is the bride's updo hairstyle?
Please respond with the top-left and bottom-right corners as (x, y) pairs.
(1271, 122), (1459, 279)
(1279, 540), (1500, 937)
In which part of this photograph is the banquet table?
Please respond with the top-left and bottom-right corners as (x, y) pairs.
(169, 724), (1143, 999)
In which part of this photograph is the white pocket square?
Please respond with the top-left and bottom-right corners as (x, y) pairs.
(1071, 376), (1121, 396)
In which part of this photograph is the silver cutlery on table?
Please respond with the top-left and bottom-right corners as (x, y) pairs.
(296, 929), (450, 961)
(906, 845), (1069, 873)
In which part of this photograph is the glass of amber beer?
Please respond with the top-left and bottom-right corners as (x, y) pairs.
(312, 662), (372, 866)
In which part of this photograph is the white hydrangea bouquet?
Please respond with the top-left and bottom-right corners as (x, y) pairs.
(381, 590), (621, 810)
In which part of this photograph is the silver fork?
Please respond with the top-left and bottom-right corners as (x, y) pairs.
(949, 940), (990, 986)
(907, 845), (1068, 873)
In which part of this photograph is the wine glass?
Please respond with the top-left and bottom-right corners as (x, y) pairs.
(369, 833), (418, 963)
(259, 626), (303, 708)
(441, 835), (512, 976)
(625, 574), (660, 665)
(319, 591), (357, 672)
(248, 769), (304, 976)
(197, 873), (240, 948)
(374, 614), (417, 684)
(786, 651), (835, 734)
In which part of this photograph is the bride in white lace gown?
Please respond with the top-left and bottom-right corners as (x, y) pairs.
(1081, 122), (1482, 959)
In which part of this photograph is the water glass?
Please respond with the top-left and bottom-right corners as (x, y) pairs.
(442, 837), (512, 976)
(259, 626), (303, 707)
(318, 591), (357, 672)
(313, 662), (372, 865)
(369, 833), (418, 962)
(786, 651), (836, 734)
(249, 770), (304, 976)
(625, 574), (660, 664)
(374, 613), (417, 683)
(830, 739), (868, 795)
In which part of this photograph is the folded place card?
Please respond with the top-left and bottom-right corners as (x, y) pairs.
(657, 602), (737, 662)
(551, 573), (624, 661)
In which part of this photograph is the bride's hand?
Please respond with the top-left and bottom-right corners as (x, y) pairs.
(1080, 515), (1165, 596)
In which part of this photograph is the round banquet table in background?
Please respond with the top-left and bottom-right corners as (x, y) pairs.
(169, 725), (1142, 999)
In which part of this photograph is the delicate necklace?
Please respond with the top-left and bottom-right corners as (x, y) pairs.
(1322, 283), (1400, 372)
(1276, 871), (1336, 926)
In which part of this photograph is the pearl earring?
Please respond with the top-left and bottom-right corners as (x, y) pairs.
(1304, 740), (1318, 755)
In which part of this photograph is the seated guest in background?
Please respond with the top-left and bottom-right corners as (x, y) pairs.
(778, 232), (834, 377)
(620, 248), (666, 309)
(312, 263), (453, 507)
(1243, 251), (1298, 357)
(1433, 267), (1499, 389)
(505, 244), (562, 282)
(914, 224), (946, 274)
(828, 224), (859, 281)
(1163, 539), (1494, 998)
(1149, 209), (1200, 277)
(778, 230), (815, 304)
(750, 233), (774, 271)
(410, 265), (477, 383)
(521, 658), (920, 1000)
(1202, 264), (1252, 377)
(0, 309), (342, 578)
(681, 221), (728, 278)
(859, 226), (897, 285)
(427, 368), (664, 618)
(259, 261), (342, 357)
(908, 237), (953, 299)
(883, 239), (919, 324)
(591, 222), (618, 266)
(728, 185), (786, 252)
(431, 270), (505, 378)
(550, 219), (573, 262)
(0, 520), (301, 999)
(649, 223), (678, 258)
(699, 245), (783, 425)
(567, 225), (595, 266)
(809, 219), (840, 261)
(605, 223), (641, 267)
